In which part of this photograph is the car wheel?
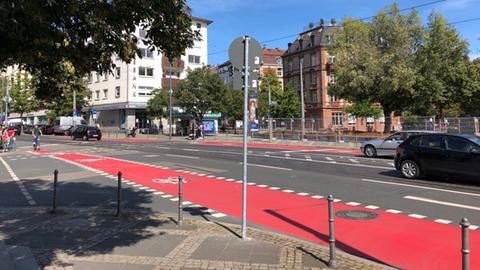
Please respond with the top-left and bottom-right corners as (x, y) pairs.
(364, 145), (377, 158)
(83, 135), (88, 141)
(401, 160), (421, 179)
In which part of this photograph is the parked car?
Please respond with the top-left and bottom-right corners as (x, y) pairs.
(23, 124), (33, 134)
(67, 125), (87, 136)
(44, 125), (54, 135)
(361, 130), (437, 157)
(54, 116), (88, 135)
(71, 126), (102, 141)
(394, 134), (480, 179)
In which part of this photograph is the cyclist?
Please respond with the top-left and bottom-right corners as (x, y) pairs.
(32, 125), (43, 150)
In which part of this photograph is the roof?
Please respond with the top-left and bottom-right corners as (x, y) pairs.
(191, 16), (213, 25)
(262, 48), (286, 65)
(283, 25), (341, 56)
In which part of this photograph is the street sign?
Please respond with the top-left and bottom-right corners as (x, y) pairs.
(228, 36), (262, 91)
(2, 95), (11, 103)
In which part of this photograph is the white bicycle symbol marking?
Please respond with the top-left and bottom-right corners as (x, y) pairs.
(152, 177), (187, 184)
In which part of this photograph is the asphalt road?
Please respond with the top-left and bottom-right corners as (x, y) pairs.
(4, 134), (480, 229)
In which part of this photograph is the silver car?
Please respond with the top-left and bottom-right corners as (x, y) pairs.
(360, 130), (436, 157)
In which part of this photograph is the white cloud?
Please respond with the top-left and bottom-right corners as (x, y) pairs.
(470, 52), (480, 60)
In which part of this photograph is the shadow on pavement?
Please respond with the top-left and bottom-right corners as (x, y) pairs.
(264, 209), (392, 267)
(0, 179), (168, 269)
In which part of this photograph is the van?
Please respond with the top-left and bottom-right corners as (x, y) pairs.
(53, 116), (88, 135)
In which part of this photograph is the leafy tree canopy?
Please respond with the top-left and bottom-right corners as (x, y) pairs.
(344, 102), (382, 118)
(10, 73), (40, 117)
(274, 82), (300, 118)
(258, 69), (283, 118)
(146, 89), (169, 119)
(0, 0), (199, 99)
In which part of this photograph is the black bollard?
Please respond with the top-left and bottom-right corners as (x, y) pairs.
(327, 195), (337, 268)
(116, 171), (122, 217)
(178, 176), (184, 226)
(52, 169), (58, 213)
(460, 218), (471, 270)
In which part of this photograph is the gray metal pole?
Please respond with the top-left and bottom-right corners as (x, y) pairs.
(73, 90), (77, 130)
(5, 76), (9, 124)
(169, 63), (173, 140)
(116, 171), (122, 217)
(52, 169), (58, 213)
(300, 57), (305, 141)
(268, 81), (272, 142)
(327, 195), (337, 268)
(178, 176), (184, 226)
(460, 218), (470, 270)
(241, 36), (250, 240)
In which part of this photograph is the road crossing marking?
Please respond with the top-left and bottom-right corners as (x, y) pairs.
(434, 219), (452, 224)
(165, 154), (199, 159)
(386, 209), (402, 214)
(282, 190), (294, 193)
(408, 214), (426, 219)
(346, 202), (361, 206)
(365, 205), (379, 209)
(297, 192), (309, 196)
(269, 187), (280, 190)
(349, 159), (360, 164)
(311, 195), (324, 199)
(305, 155), (312, 161)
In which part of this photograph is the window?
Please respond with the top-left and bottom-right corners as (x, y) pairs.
(277, 68), (283, 77)
(348, 114), (356, 125)
(139, 48), (153, 58)
(311, 90), (317, 102)
(387, 133), (404, 141)
(332, 112), (343, 126)
(138, 86), (154, 96)
(103, 89), (108, 99)
(139, 67), (154, 77)
(288, 61), (293, 72)
(115, 67), (121, 79)
(310, 53), (317, 66)
(419, 135), (443, 149)
(196, 23), (202, 29)
(188, 55), (201, 64)
(95, 90), (100, 100)
(310, 35), (315, 47)
(275, 56), (282, 65)
(310, 72), (317, 85)
(326, 35), (333, 45)
(95, 73), (100, 82)
(139, 28), (146, 38)
(103, 73), (108, 81)
(87, 73), (93, 84)
(446, 137), (475, 152)
(329, 73), (336, 84)
(328, 54), (336, 64)
(330, 95), (337, 102)
(115, 86), (120, 98)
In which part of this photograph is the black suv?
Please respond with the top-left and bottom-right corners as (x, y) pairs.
(71, 126), (102, 141)
(395, 134), (480, 179)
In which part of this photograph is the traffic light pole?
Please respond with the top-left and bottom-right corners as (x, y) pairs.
(241, 35), (250, 240)
(268, 81), (272, 142)
(169, 63), (173, 141)
(4, 77), (9, 124)
(300, 57), (305, 141)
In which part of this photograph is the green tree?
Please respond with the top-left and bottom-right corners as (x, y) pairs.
(0, 0), (199, 99)
(258, 69), (282, 119)
(414, 12), (471, 116)
(223, 87), (243, 133)
(174, 67), (226, 124)
(274, 82), (300, 118)
(344, 102), (382, 118)
(330, 4), (423, 132)
(146, 89), (168, 119)
(461, 58), (480, 115)
(10, 73), (40, 118)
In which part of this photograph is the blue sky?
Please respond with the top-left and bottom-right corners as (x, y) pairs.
(187, 0), (480, 65)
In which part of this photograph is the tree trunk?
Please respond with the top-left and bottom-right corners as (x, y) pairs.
(383, 107), (392, 133)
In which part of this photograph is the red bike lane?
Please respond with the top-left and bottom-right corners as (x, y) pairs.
(53, 152), (479, 269)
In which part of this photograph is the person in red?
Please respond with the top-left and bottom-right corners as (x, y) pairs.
(7, 127), (15, 151)
(2, 128), (9, 152)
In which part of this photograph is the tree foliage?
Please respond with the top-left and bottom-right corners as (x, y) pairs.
(10, 73), (40, 117)
(174, 67), (226, 122)
(344, 102), (382, 118)
(0, 0), (199, 99)
(274, 82), (300, 118)
(258, 69), (282, 118)
(146, 89), (169, 119)
(223, 87), (243, 122)
(330, 4), (423, 132)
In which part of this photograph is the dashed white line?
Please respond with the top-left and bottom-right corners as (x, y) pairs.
(143, 154), (159, 157)
(282, 190), (295, 193)
(162, 194), (173, 198)
(365, 205), (379, 209)
(153, 192), (164, 195)
(348, 159), (360, 164)
(182, 201), (192, 206)
(257, 184), (268, 188)
(408, 214), (426, 219)
(247, 182), (256, 185)
(246, 163), (292, 171)
(0, 157), (36, 205)
(333, 199), (342, 203)
(170, 198), (179, 201)
(165, 154), (199, 159)
(346, 202), (361, 206)
(216, 177), (225, 180)
(434, 219), (452, 224)
(269, 187), (280, 190)
(212, 213), (226, 218)
(305, 155), (312, 161)
(386, 209), (402, 214)
(311, 195), (324, 199)
(469, 225), (479, 230)
(297, 192), (309, 196)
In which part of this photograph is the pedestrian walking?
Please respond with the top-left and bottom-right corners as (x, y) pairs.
(7, 127), (15, 151)
(159, 123), (164, 134)
(32, 125), (43, 150)
(2, 128), (9, 152)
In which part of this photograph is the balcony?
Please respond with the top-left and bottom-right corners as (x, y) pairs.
(162, 77), (180, 89)
(162, 57), (185, 70)
(326, 62), (335, 72)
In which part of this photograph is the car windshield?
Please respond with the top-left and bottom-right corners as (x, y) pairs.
(461, 134), (480, 145)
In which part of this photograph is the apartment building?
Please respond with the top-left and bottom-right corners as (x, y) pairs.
(86, 17), (212, 130)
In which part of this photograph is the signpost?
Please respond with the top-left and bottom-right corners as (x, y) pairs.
(228, 35), (262, 240)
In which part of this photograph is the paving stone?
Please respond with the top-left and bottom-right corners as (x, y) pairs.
(71, 261), (155, 270)
(7, 230), (98, 249)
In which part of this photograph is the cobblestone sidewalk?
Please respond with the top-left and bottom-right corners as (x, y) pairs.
(0, 207), (394, 270)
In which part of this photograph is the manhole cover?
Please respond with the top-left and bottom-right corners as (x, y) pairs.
(335, 210), (378, 220)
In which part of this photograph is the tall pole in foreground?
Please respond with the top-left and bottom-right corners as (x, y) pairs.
(268, 81), (273, 142)
(73, 89), (77, 130)
(241, 36), (250, 240)
(169, 62), (173, 141)
(4, 77), (9, 124)
(299, 57), (305, 141)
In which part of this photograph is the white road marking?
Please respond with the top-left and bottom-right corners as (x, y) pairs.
(206, 175), (215, 178)
(216, 177), (225, 180)
(284, 153), (290, 158)
(469, 225), (479, 230)
(0, 157), (36, 205)
(346, 202), (361, 206)
(388, 162), (395, 167)
(434, 219), (452, 224)
(162, 194), (173, 198)
(225, 178), (235, 182)
(182, 201), (192, 206)
(235, 180), (243, 183)
(297, 192), (309, 196)
(153, 192), (164, 195)
(386, 209), (402, 214)
(408, 214), (426, 219)
(269, 187), (280, 190)
(362, 179), (480, 198)
(365, 205), (379, 209)
(246, 163), (292, 171)
(143, 154), (159, 157)
(170, 198), (179, 201)
(247, 182), (256, 185)
(257, 184), (268, 188)
(305, 155), (312, 161)
(155, 146), (172, 149)
(165, 154), (199, 159)
(404, 195), (480, 211)
(311, 195), (324, 199)
(333, 199), (342, 202)
(325, 157), (334, 161)
(349, 159), (360, 164)
(146, 189), (156, 192)
(132, 184), (142, 187)
(282, 190), (294, 193)
(182, 148), (199, 152)
(212, 213), (226, 218)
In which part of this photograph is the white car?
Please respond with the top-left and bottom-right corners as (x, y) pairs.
(360, 130), (437, 157)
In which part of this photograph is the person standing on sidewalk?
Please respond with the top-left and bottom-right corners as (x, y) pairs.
(2, 128), (9, 152)
(32, 125), (42, 150)
(7, 127), (15, 151)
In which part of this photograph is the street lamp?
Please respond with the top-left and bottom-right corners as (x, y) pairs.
(299, 57), (305, 141)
